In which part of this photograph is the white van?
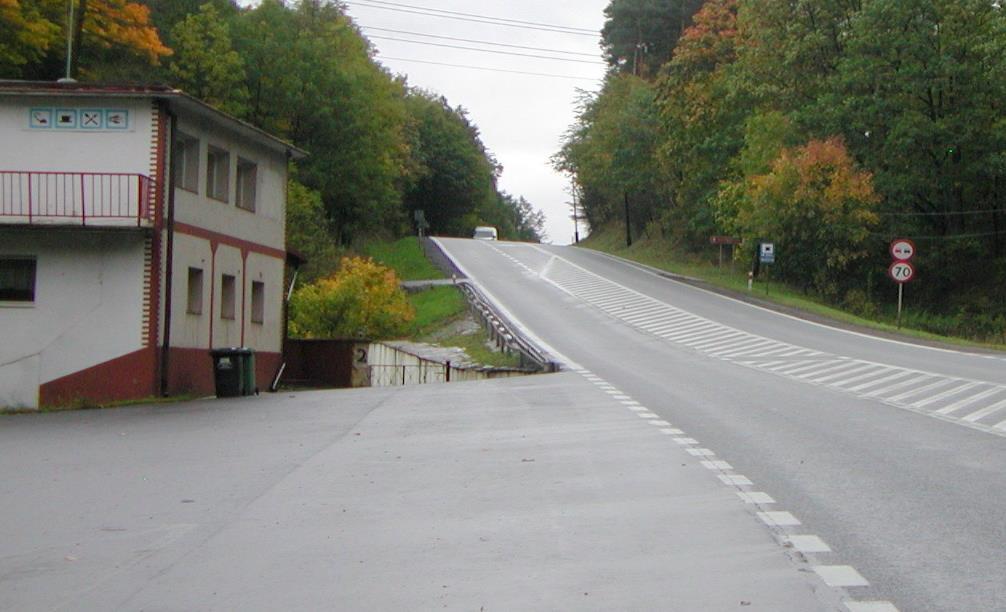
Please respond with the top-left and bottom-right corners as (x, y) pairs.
(472, 226), (498, 240)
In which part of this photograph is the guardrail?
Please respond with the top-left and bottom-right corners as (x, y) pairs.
(421, 236), (561, 373)
(0, 171), (153, 227)
(456, 279), (559, 372)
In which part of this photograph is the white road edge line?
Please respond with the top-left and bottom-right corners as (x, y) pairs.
(431, 238), (582, 370)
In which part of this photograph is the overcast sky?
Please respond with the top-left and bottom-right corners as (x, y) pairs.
(339, 0), (611, 244)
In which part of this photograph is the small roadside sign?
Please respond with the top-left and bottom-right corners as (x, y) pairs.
(759, 242), (775, 264)
(889, 260), (915, 284)
(890, 238), (916, 261)
(710, 236), (740, 245)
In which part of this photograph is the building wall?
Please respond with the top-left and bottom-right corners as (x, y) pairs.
(171, 114), (286, 250)
(0, 229), (149, 409)
(0, 98), (154, 174)
(163, 111), (288, 395)
(0, 92), (290, 407)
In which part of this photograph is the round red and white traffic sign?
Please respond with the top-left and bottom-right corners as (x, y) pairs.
(890, 238), (916, 261)
(889, 260), (915, 283)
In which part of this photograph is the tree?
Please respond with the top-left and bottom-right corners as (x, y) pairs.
(2, 0), (170, 80)
(555, 75), (666, 239)
(728, 137), (880, 296)
(654, 0), (747, 245)
(0, 0), (61, 75)
(285, 179), (343, 283)
(168, 2), (247, 116)
(232, 0), (412, 243)
(401, 90), (499, 237)
(289, 256), (415, 339)
(601, 0), (705, 78)
(136, 0), (238, 47)
(508, 193), (547, 242)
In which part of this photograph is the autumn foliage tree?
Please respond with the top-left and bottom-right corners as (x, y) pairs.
(289, 257), (415, 339)
(1, 0), (170, 79)
(728, 137), (880, 296)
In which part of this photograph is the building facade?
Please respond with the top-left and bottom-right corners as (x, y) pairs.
(0, 82), (304, 409)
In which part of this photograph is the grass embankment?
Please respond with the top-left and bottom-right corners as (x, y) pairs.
(364, 237), (521, 367)
(582, 225), (1006, 351)
(363, 236), (444, 281)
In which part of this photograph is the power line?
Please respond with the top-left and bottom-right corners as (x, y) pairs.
(377, 56), (602, 81)
(344, 1), (599, 36)
(360, 26), (601, 57)
(368, 35), (606, 64)
(869, 229), (1006, 240)
(878, 208), (1006, 217)
(352, 0), (597, 33)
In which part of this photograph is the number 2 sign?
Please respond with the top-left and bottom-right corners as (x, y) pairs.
(889, 260), (915, 284)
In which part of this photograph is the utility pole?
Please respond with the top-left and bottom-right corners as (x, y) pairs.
(624, 191), (632, 247)
(572, 187), (580, 244)
(59, 0), (76, 83)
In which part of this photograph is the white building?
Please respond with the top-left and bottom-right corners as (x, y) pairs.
(0, 81), (305, 409)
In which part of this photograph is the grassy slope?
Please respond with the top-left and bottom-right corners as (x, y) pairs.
(408, 286), (466, 335)
(582, 225), (1006, 351)
(362, 237), (444, 281)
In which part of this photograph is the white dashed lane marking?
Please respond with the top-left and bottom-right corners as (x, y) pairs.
(785, 535), (832, 553)
(737, 492), (775, 504)
(572, 368), (897, 609)
(844, 602), (900, 612)
(758, 511), (801, 527)
(814, 565), (870, 587)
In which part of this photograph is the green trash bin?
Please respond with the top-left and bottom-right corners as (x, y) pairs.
(242, 350), (256, 396)
(210, 348), (255, 397)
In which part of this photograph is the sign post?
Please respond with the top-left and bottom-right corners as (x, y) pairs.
(759, 242), (775, 295)
(710, 236), (740, 269)
(888, 239), (916, 329)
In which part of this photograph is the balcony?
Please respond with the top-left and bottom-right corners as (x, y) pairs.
(0, 171), (154, 228)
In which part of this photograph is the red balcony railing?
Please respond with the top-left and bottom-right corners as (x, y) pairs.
(0, 171), (153, 227)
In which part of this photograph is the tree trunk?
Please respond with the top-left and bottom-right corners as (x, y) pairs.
(71, 0), (88, 79)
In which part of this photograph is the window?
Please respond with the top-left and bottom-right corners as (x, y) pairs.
(220, 274), (236, 320)
(236, 158), (257, 212)
(207, 146), (230, 202)
(186, 267), (203, 314)
(0, 257), (36, 302)
(251, 281), (264, 324)
(173, 133), (199, 192)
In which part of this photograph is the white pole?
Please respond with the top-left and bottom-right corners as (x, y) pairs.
(897, 283), (904, 329)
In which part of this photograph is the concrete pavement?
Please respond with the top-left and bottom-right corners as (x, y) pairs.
(1, 374), (845, 611)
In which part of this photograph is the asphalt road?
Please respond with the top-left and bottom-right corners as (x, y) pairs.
(0, 374), (841, 611)
(436, 237), (1006, 612)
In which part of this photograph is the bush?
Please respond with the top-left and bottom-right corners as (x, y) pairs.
(289, 257), (415, 339)
(843, 288), (878, 319)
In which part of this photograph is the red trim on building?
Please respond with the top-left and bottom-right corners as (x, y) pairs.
(37, 347), (281, 405)
(164, 347), (214, 396)
(174, 222), (285, 260)
(255, 351), (282, 394)
(164, 347), (281, 397)
(39, 348), (158, 408)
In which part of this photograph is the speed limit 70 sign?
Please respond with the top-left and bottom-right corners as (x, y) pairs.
(889, 260), (915, 284)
